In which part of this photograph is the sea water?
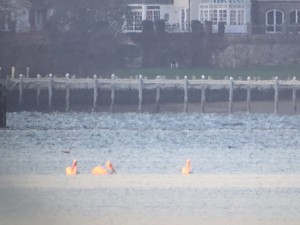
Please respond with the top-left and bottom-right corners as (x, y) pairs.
(0, 112), (300, 225)
(1, 112), (300, 175)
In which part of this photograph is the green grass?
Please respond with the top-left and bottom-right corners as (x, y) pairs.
(112, 64), (300, 80)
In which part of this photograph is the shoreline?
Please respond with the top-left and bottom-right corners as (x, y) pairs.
(6, 100), (300, 114)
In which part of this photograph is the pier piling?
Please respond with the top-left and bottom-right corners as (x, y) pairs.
(229, 77), (233, 113)
(26, 67), (30, 78)
(11, 66), (15, 79)
(246, 76), (251, 113)
(0, 83), (6, 127)
(155, 75), (161, 113)
(93, 74), (98, 111)
(19, 74), (23, 107)
(65, 73), (70, 112)
(110, 74), (115, 113)
(184, 76), (188, 113)
(36, 74), (41, 108)
(138, 74), (143, 113)
(274, 77), (279, 114)
(201, 75), (206, 113)
(48, 74), (53, 110)
(292, 76), (297, 113)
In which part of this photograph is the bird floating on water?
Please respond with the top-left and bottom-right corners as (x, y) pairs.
(62, 148), (71, 154)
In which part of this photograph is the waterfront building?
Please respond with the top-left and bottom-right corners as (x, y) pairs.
(124, 0), (300, 34)
(252, 0), (300, 34)
(1, 0), (300, 34)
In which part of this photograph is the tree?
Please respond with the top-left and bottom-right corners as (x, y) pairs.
(46, 0), (127, 76)
(0, 0), (31, 10)
(0, 0), (31, 31)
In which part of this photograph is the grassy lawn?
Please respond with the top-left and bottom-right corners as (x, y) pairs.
(113, 64), (300, 80)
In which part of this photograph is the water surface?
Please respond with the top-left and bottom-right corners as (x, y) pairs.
(1, 112), (300, 225)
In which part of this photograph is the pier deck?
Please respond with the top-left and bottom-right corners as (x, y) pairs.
(2, 75), (300, 113)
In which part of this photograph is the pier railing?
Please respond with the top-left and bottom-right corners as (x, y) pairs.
(2, 74), (300, 113)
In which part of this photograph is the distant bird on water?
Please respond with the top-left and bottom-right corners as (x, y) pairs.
(62, 148), (71, 154)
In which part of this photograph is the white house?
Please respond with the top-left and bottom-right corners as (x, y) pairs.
(191, 0), (251, 33)
(124, 0), (190, 33)
(124, 0), (252, 33)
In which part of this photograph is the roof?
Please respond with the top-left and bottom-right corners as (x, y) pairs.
(209, 0), (244, 3)
(127, 0), (173, 4)
(256, 0), (300, 2)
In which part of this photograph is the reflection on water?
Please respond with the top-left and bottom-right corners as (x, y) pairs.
(1, 112), (300, 175)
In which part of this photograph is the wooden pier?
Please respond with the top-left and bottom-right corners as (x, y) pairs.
(2, 74), (300, 113)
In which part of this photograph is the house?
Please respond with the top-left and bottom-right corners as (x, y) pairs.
(252, 0), (300, 34)
(124, 0), (252, 33)
(191, 0), (251, 33)
(0, 0), (51, 33)
(124, 0), (190, 33)
(124, 0), (300, 34)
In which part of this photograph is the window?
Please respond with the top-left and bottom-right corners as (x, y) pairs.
(180, 8), (190, 32)
(230, 10), (236, 25)
(219, 10), (227, 23)
(146, 6), (160, 21)
(199, 0), (245, 27)
(266, 10), (283, 33)
(290, 10), (300, 33)
(210, 10), (218, 25)
(237, 10), (244, 25)
(199, 5), (209, 22)
(290, 10), (300, 24)
(126, 6), (142, 31)
(132, 11), (142, 30)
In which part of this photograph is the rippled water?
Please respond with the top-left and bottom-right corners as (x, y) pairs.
(1, 112), (300, 175)
(1, 112), (300, 225)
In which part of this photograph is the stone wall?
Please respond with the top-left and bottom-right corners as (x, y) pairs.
(211, 34), (300, 68)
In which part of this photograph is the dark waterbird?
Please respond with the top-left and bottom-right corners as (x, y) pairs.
(62, 148), (71, 154)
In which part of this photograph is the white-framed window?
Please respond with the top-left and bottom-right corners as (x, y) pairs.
(180, 8), (190, 32)
(219, 10), (227, 23)
(210, 9), (218, 25)
(237, 10), (244, 25)
(199, 5), (209, 22)
(266, 10), (284, 33)
(290, 10), (300, 33)
(230, 10), (236, 25)
(146, 6), (160, 21)
(126, 6), (142, 31)
(199, 0), (245, 26)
